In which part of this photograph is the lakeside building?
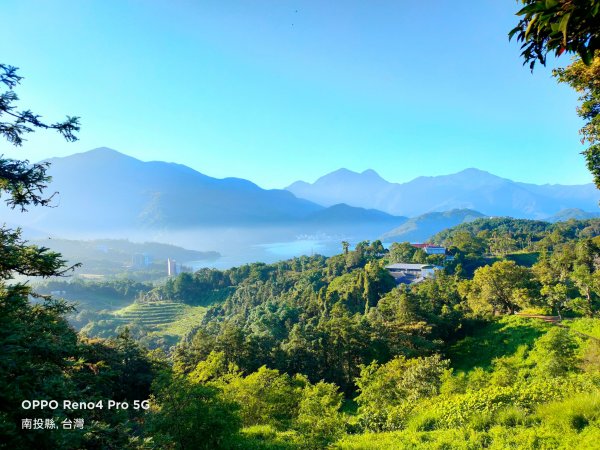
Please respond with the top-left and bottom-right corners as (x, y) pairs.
(167, 258), (193, 276)
(385, 263), (443, 285)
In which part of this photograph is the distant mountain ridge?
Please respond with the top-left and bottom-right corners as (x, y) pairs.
(286, 168), (600, 219)
(0, 148), (403, 236)
(546, 208), (600, 223)
(3, 148), (597, 248)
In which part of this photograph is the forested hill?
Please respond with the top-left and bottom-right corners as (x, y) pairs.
(20, 217), (600, 448)
(430, 217), (600, 250)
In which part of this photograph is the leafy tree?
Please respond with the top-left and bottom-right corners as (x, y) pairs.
(0, 64), (85, 448)
(447, 230), (486, 255)
(388, 242), (417, 263)
(510, 3), (600, 190)
(187, 350), (237, 384)
(219, 366), (306, 429)
(528, 327), (579, 377)
(509, 0), (600, 69)
(571, 263), (600, 316)
(341, 240), (350, 255)
(488, 232), (518, 256)
(555, 55), (600, 190)
(0, 65), (157, 449)
(540, 282), (569, 317)
(464, 260), (538, 315)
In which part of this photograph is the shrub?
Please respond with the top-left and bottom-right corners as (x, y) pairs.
(295, 381), (345, 448)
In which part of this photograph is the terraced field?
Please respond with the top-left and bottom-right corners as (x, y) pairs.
(111, 300), (206, 338)
(113, 301), (187, 325)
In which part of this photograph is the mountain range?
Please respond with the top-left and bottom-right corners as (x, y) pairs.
(2, 148), (599, 248)
(286, 168), (600, 219)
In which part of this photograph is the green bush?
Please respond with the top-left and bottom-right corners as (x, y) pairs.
(147, 374), (242, 450)
(295, 381), (345, 448)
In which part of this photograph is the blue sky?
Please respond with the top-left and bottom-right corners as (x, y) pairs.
(0, 0), (589, 189)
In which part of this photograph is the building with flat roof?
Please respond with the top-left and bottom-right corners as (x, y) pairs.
(411, 243), (446, 255)
(385, 263), (442, 285)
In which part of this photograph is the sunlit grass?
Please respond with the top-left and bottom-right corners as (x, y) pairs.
(446, 316), (551, 372)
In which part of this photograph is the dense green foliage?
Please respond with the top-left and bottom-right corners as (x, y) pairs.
(337, 316), (600, 449)
(169, 246), (458, 393)
(431, 217), (600, 253)
(510, 0), (600, 68)
(14, 212), (598, 448)
(142, 219), (600, 448)
(555, 53), (600, 190)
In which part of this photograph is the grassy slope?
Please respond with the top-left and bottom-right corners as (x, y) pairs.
(446, 316), (551, 372)
(112, 300), (206, 338)
(335, 317), (600, 449)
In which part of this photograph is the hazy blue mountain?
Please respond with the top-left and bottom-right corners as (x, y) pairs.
(546, 208), (600, 223)
(305, 203), (406, 224)
(1, 148), (408, 239)
(286, 168), (600, 219)
(298, 203), (408, 238)
(380, 209), (486, 243)
(288, 169), (391, 211)
(1, 148), (324, 233)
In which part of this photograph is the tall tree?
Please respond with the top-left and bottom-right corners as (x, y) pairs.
(554, 56), (600, 189)
(510, 2), (600, 190)
(0, 64), (82, 448)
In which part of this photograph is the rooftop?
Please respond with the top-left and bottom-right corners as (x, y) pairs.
(386, 263), (435, 270)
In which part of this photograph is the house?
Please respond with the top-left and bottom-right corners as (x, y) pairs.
(385, 263), (443, 285)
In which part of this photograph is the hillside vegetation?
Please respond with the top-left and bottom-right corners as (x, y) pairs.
(45, 218), (600, 448)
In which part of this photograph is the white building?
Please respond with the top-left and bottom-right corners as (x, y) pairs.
(385, 263), (443, 285)
(167, 258), (178, 277)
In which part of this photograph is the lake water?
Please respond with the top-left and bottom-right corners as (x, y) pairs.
(188, 238), (345, 270)
(187, 238), (393, 270)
